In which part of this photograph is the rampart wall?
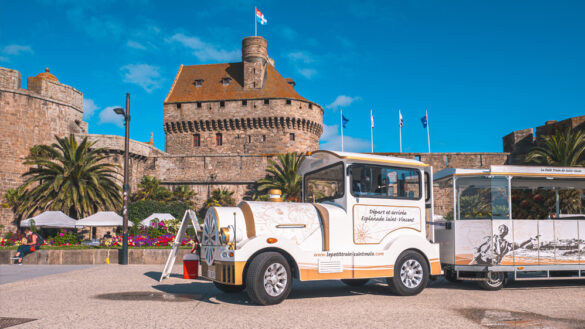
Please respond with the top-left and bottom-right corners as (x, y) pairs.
(0, 67), (87, 232)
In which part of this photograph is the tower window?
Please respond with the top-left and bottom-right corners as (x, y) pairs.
(197, 102), (202, 108)
(220, 101), (225, 107)
(177, 103), (182, 109)
(248, 135), (252, 143)
(264, 99), (269, 105)
(290, 133), (295, 141)
(216, 133), (223, 146)
(242, 100), (247, 106)
(262, 135), (266, 142)
(415, 155), (421, 161)
(286, 99), (291, 105)
(194, 79), (204, 87)
(309, 103), (313, 109)
(193, 134), (200, 147)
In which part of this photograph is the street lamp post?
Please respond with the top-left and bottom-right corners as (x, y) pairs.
(114, 93), (130, 265)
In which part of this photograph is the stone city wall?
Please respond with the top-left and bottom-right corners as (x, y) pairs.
(0, 68), (87, 233)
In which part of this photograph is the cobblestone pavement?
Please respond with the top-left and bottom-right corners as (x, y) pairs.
(0, 265), (584, 329)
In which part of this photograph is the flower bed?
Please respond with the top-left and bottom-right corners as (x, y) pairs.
(1, 219), (197, 249)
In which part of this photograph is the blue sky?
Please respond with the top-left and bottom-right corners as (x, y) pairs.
(1, 0), (583, 153)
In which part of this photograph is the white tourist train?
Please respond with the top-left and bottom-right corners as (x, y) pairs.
(168, 152), (585, 305)
(433, 165), (585, 289)
(198, 150), (442, 305)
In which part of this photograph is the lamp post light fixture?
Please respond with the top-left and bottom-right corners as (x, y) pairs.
(113, 93), (130, 265)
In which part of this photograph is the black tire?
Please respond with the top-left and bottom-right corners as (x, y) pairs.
(444, 269), (459, 283)
(341, 279), (370, 286)
(213, 281), (245, 293)
(245, 252), (292, 305)
(387, 251), (429, 296)
(477, 272), (506, 291)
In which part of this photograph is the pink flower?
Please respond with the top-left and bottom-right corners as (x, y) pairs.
(60, 233), (64, 237)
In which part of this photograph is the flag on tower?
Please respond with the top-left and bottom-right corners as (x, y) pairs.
(399, 110), (404, 128)
(342, 115), (349, 128)
(370, 112), (374, 129)
(256, 7), (268, 25)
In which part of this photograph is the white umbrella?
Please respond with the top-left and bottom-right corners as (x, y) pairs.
(76, 211), (133, 227)
(140, 213), (175, 227)
(20, 211), (77, 228)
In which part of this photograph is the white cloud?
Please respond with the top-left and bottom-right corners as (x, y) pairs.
(120, 64), (162, 92)
(287, 51), (315, 64)
(297, 68), (317, 79)
(319, 124), (370, 152)
(2, 45), (33, 55)
(168, 33), (240, 62)
(126, 40), (146, 50)
(326, 95), (361, 110)
(83, 98), (98, 120)
(98, 106), (124, 128)
(66, 7), (123, 40)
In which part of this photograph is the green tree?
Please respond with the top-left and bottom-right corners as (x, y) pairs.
(132, 176), (172, 201)
(19, 134), (122, 218)
(525, 128), (585, 167)
(171, 185), (196, 205)
(204, 188), (236, 208)
(1, 187), (27, 227)
(257, 152), (305, 201)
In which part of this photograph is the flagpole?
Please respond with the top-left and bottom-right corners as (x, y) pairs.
(399, 109), (403, 153)
(426, 108), (431, 154)
(370, 109), (373, 153)
(254, 6), (257, 36)
(341, 109), (344, 152)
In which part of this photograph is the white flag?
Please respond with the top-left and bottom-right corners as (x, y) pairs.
(399, 110), (404, 128)
(370, 111), (374, 129)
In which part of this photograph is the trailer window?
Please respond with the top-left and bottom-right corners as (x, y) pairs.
(456, 176), (509, 220)
(304, 162), (345, 203)
(511, 177), (585, 219)
(350, 165), (421, 200)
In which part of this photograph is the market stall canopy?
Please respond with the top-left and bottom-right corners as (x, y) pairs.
(141, 213), (175, 227)
(76, 211), (133, 227)
(20, 211), (77, 228)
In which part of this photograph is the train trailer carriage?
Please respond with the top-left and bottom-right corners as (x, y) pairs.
(198, 150), (441, 305)
(433, 165), (585, 290)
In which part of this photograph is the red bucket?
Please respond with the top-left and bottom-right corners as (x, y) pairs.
(183, 254), (199, 279)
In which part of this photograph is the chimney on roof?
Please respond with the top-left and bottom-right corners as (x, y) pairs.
(242, 36), (270, 89)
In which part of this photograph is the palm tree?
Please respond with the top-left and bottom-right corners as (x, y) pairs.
(132, 176), (171, 201)
(257, 152), (305, 201)
(525, 128), (585, 166)
(2, 187), (27, 227)
(204, 188), (235, 208)
(171, 185), (196, 205)
(19, 134), (122, 218)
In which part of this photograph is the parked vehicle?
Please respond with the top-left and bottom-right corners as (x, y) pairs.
(433, 165), (585, 290)
(199, 150), (441, 305)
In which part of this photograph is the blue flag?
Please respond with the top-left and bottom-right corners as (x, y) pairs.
(421, 114), (428, 128)
(342, 115), (349, 128)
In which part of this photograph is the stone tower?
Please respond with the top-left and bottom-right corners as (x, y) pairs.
(163, 36), (323, 155)
(0, 67), (88, 232)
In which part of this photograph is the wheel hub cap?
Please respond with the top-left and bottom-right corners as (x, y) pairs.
(263, 263), (287, 297)
(400, 259), (423, 289)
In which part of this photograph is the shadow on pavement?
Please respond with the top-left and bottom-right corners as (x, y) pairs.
(458, 307), (585, 328)
(143, 271), (182, 281)
(429, 277), (585, 291)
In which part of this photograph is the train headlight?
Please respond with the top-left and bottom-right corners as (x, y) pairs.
(219, 227), (230, 245)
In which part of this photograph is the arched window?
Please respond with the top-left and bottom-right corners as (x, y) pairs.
(216, 133), (223, 146)
(193, 134), (200, 147)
